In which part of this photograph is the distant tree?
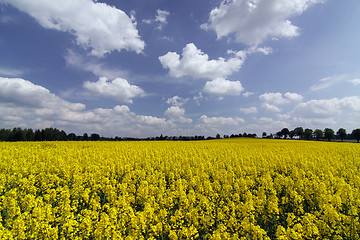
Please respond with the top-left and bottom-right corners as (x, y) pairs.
(289, 130), (296, 139)
(276, 131), (282, 139)
(314, 129), (323, 141)
(262, 132), (267, 138)
(0, 129), (10, 141)
(304, 128), (313, 140)
(216, 133), (221, 139)
(83, 133), (89, 141)
(34, 130), (42, 141)
(294, 127), (304, 140)
(11, 127), (24, 141)
(352, 129), (360, 143)
(281, 128), (290, 139)
(60, 130), (67, 141)
(68, 133), (77, 141)
(24, 128), (34, 141)
(336, 128), (347, 142)
(324, 128), (335, 141)
(91, 133), (100, 141)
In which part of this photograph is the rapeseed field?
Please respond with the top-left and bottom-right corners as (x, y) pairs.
(0, 138), (359, 239)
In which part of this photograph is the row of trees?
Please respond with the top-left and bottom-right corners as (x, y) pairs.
(0, 128), (102, 142)
(1, 127), (360, 142)
(0, 128), (210, 142)
(263, 127), (360, 142)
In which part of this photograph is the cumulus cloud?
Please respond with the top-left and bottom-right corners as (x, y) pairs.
(159, 43), (245, 79)
(292, 96), (360, 118)
(0, 77), (85, 110)
(261, 103), (281, 113)
(259, 92), (303, 105)
(2, 0), (145, 56)
(166, 96), (189, 107)
(198, 115), (244, 126)
(203, 78), (244, 96)
(83, 77), (145, 103)
(164, 106), (192, 124)
(239, 106), (258, 114)
(0, 77), (174, 137)
(201, 0), (324, 46)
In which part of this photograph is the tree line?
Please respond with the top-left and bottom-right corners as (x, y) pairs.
(263, 127), (360, 143)
(0, 127), (209, 142)
(0, 127), (359, 142)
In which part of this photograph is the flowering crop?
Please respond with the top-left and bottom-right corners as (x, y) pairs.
(0, 138), (359, 239)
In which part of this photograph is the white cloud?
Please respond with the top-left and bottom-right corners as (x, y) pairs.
(259, 92), (303, 105)
(159, 43), (245, 79)
(243, 91), (255, 97)
(348, 78), (360, 86)
(3, 0), (145, 57)
(0, 67), (24, 77)
(198, 115), (244, 126)
(142, 9), (170, 30)
(83, 77), (145, 103)
(64, 50), (126, 79)
(292, 96), (360, 118)
(239, 106), (258, 114)
(261, 103), (281, 112)
(203, 78), (244, 96)
(310, 75), (347, 91)
(201, 0), (324, 46)
(283, 92), (304, 102)
(155, 9), (170, 30)
(0, 77), (175, 137)
(166, 96), (189, 107)
(164, 106), (192, 124)
(0, 77), (85, 111)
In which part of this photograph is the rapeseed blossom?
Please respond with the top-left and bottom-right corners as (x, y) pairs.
(0, 139), (359, 239)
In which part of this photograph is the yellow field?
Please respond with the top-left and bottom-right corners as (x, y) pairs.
(0, 138), (359, 239)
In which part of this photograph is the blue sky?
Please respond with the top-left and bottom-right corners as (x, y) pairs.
(0, 0), (359, 138)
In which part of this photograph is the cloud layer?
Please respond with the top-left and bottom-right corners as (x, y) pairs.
(2, 0), (145, 56)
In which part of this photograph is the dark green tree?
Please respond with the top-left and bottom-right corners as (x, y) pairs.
(289, 130), (296, 139)
(67, 133), (77, 141)
(324, 128), (335, 141)
(294, 127), (304, 140)
(336, 128), (347, 142)
(83, 133), (89, 141)
(304, 128), (313, 140)
(352, 129), (360, 143)
(24, 128), (34, 141)
(280, 128), (290, 139)
(91, 133), (100, 141)
(314, 129), (323, 141)
(11, 127), (24, 141)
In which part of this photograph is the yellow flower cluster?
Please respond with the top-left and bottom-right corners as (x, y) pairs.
(0, 139), (359, 239)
